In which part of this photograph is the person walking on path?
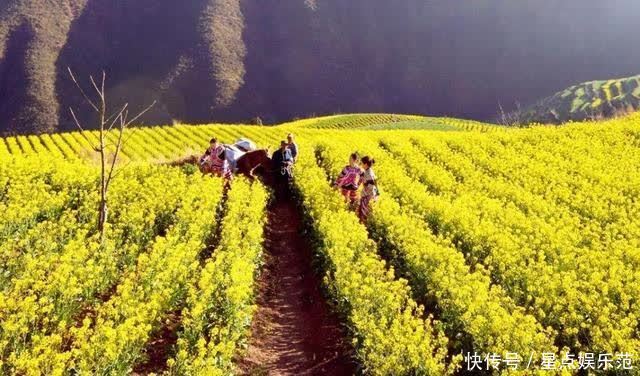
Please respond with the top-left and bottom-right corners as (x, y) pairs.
(200, 137), (232, 180)
(272, 140), (294, 197)
(334, 152), (362, 208)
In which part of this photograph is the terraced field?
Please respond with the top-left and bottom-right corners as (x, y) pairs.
(519, 74), (640, 124)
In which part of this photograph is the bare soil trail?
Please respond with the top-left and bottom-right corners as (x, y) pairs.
(237, 194), (356, 376)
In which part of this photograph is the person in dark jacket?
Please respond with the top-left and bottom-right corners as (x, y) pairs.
(272, 140), (294, 196)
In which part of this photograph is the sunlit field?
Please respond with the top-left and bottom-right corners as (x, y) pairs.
(1, 113), (639, 375)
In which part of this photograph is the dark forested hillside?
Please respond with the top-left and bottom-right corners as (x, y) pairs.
(1, 0), (639, 134)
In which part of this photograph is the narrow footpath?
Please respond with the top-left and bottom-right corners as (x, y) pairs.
(237, 196), (355, 376)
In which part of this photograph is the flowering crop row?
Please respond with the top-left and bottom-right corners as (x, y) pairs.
(168, 178), (268, 375)
(0, 157), (98, 286)
(1, 115), (492, 162)
(430, 128), (640, 250)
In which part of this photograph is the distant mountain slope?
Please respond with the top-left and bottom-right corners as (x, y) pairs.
(0, 0), (89, 134)
(0, 0), (245, 134)
(518, 75), (640, 124)
(2, 1), (640, 134)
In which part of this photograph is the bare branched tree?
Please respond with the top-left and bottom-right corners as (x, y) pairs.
(67, 68), (156, 242)
(497, 101), (524, 127)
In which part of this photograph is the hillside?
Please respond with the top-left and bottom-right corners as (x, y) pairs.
(0, 0), (245, 134)
(517, 74), (640, 124)
(0, 114), (500, 159)
(2, 0), (640, 134)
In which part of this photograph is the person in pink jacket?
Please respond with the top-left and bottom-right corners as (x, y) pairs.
(334, 152), (363, 207)
(200, 138), (232, 180)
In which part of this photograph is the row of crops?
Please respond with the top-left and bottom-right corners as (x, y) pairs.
(0, 124), (287, 162)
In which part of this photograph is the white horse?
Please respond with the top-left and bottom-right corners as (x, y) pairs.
(224, 138), (258, 172)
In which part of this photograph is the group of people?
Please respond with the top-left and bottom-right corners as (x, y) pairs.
(334, 152), (379, 222)
(200, 133), (298, 182)
(200, 134), (379, 221)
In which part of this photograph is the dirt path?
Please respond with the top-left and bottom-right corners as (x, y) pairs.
(237, 196), (356, 376)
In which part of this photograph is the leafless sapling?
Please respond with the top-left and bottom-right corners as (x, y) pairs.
(67, 68), (156, 242)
